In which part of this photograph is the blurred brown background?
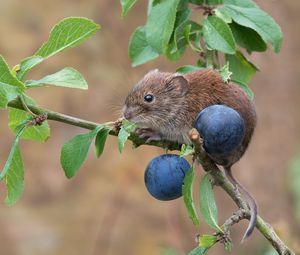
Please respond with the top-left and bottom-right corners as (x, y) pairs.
(0, 1), (299, 255)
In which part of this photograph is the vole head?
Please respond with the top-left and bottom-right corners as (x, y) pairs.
(123, 70), (189, 130)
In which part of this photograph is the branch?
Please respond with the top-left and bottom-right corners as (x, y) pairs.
(189, 129), (295, 255)
(7, 99), (295, 255)
(222, 209), (248, 231)
(8, 99), (181, 150)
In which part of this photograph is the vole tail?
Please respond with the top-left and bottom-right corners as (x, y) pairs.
(224, 166), (257, 242)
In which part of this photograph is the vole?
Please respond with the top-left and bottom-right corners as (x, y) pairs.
(123, 69), (257, 240)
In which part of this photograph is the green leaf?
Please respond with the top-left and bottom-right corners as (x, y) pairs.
(199, 174), (222, 232)
(25, 67), (88, 90)
(17, 56), (43, 81)
(147, 0), (154, 16)
(167, 7), (201, 59)
(1, 127), (26, 205)
(197, 59), (206, 68)
(178, 0), (189, 11)
(214, 8), (232, 23)
(0, 125), (27, 205)
(288, 150), (300, 222)
(180, 144), (195, 157)
(118, 119), (136, 153)
(60, 126), (102, 178)
(9, 107), (50, 142)
(118, 128), (130, 153)
(188, 246), (207, 255)
(146, 0), (180, 53)
(36, 17), (100, 58)
(203, 16), (236, 54)
(219, 62), (232, 83)
(170, 9), (191, 53)
(120, 0), (138, 17)
(235, 82), (254, 100)
(183, 24), (202, 53)
(165, 44), (186, 61)
(199, 235), (217, 249)
(129, 26), (159, 67)
(183, 166), (200, 225)
(18, 17), (100, 80)
(224, 0), (258, 8)
(167, 19), (202, 61)
(226, 51), (257, 86)
(176, 65), (204, 74)
(11, 64), (21, 77)
(0, 56), (26, 89)
(95, 126), (111, 158)
(0, 56), (26, 108)
(189, 0), (223, 4)
(189, 0), (204, 5)
(4, 146), (24, 205)
(207, 0), (223, 4)
(230, 22), (267, 53)
(222, 3), (282, 53)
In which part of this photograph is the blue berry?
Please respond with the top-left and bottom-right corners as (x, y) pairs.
(144, 154), (190, 201)
(194, 105), (245, 156)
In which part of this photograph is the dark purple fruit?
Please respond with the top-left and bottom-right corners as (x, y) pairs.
(194, 104), (245, 156)
(144, 154), (190, 201)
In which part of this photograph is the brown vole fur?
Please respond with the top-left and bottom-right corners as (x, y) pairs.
(123, 69), (257, 240)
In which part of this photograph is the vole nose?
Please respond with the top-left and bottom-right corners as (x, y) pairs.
(123, 107), (133, 120)
(124, 111), (132, 120)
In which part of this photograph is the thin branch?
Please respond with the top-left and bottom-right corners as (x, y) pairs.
(7, 98), (295, 255)
(222, 209), (248, 231)
(189, 129), (295, 255)
(7, 98), (181, 151)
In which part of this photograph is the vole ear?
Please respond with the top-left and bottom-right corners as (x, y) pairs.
(165, 74), (189, 95)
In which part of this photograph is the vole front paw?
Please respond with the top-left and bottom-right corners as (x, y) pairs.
(135, 128), (162, 143)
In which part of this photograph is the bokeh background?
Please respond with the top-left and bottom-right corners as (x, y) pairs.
(0, 1), (299, 255)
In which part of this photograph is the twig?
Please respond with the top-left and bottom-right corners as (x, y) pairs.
(6, 98), (295, 255)
(189, 128), (295, 255)
(19, 95), (37, 116)
(194, 5), (214, 16)
(222, 209), (248, 231)
(8, 98), (182, 151)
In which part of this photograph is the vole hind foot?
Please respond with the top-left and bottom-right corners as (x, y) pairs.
(135, 128), (162, 143)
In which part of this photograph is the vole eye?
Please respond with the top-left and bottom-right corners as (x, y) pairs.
(144, 94), (154, 103)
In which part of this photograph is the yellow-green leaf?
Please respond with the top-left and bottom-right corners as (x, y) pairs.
(198, 235), (217, 249)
